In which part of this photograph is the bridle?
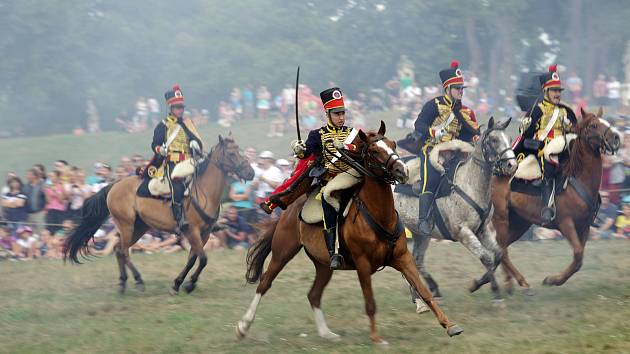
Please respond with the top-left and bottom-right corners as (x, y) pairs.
(474, 126), (516, 176)
(337, 135), (403, 185)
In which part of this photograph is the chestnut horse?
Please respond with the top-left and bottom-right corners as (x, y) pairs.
(64, 135), (255, 294)
(236, 122), (463, 345)
(491, 108), (620, 293)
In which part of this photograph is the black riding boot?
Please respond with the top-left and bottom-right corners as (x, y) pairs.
(418, 192), (435, 236)
(540, 161), (557, 224)
(540, 179), (556, 224)
(324, 227), (342, 270)
(172, 202), (188, 233)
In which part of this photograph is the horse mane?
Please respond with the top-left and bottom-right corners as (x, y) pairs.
(562, 113), (598, 177)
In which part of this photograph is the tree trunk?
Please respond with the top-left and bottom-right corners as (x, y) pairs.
(465, 16), (482, 76)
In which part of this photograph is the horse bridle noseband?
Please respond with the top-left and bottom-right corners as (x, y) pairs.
(476, 127), (516, 175)
(582, 123), (616, 155)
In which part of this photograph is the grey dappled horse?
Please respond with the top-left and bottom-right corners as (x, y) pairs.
(394, 117), (517, 308)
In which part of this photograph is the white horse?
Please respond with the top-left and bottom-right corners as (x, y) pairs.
(394, 117), (517, 310)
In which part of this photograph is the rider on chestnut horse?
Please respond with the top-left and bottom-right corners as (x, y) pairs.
(511, 65), (577, 223)
(259, 87), (358, 269)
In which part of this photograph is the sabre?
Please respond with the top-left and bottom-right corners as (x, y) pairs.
(295, 66), (301, 141)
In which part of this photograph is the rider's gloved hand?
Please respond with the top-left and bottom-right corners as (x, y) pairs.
(190, 140), (201, 155)
(159, 143), (168, 157)
(291, 140), (306, 155)
(333, 139), (344, 150)
(432, 127), (446, 140)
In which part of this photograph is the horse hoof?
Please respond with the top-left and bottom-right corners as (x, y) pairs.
(371, 336), (389, 345)
(492, 299), (506, 309)
(434, 297), (444, 306)
(184, 282), (196, 294)
(135, 282), (145, 292)
(542, 277), (558, 286)
(118, 286), (126, 295)
(522, 287), (535, 296)
(468, 280), (480, 293)
(320, 331), (341, 342)
(447, 325), (464, 337)
(169, 287), (179, 296)
(505, 284), (514, 296)
(235, 324), (247, 340)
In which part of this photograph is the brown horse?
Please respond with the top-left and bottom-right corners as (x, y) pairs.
(491, 108), (620, 293)
(64, 135), (255, 294)
(236, 122), (463, 345)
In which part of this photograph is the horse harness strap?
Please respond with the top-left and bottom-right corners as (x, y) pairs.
(433, 179), (491, 241)
(190, 197), (219, 227)
(567, 177), (600, 215)
(353, 196), (405, 268)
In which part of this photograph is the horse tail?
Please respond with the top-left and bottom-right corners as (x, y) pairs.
(245, 218), (279, 284)
(63, 183), (114, 264)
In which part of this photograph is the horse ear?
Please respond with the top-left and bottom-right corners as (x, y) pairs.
(358, 129), (368, 142)
(597, 106), (604, 117)
(487, 116), (495, 129)
(499, 117), (512, 130)
(580, 107), (587, 119)
(378, 120), (386, 135)
(218, 134), (224, 144)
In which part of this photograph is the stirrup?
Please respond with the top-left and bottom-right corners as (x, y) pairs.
(330, 254), (343, 270)
(259, 201), (274, 215)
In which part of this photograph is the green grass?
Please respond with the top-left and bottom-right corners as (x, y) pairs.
(1, 240), (628, 353)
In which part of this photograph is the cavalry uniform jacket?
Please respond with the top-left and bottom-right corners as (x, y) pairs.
(151, 115), (203, 164)
(414, 95), (479, 148)
(299, 122), (356, 178)
(513, 99), (577, 158)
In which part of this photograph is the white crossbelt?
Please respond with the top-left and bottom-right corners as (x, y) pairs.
(536, 106), (560, 141)
(165, 124), (182, 149)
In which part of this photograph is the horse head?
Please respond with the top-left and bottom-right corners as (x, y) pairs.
(479, 116), (517, 176)
(208, 134), (256, 180)
(355, 120), (409, 184)
(576, 107), (621, 155)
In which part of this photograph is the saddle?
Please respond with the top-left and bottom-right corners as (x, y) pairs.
(510, 175), (568, 196)
(136, 158), (197, 199)
(513, 134), (577, 180)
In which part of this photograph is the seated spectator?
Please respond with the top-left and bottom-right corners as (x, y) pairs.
(0, 225), (15, 257)
(65, 167), (92, 223)
(12, 226), (39, 259)
(614, 199), (630, 239)
(591, 191), (617, 240)
(39, 229), (59, 259)
(215, 205), (253, 249)
(1, 176), (29, 234)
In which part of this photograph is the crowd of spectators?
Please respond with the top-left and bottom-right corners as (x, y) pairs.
(4, 67), (630, 261)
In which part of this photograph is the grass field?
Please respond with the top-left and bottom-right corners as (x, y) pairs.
(1, 239), (628, 354)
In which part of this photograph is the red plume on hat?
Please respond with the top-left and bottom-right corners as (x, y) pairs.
(451, 60), (459, 69)
(165, 84), (184, 106)
(548, 64), (557, 73)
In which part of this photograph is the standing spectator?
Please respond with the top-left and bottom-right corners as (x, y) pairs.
(614, 198), (630, 239)
(65, 167), (91, 223)
(242, 84), (255, 119)
(566, 71), (583, 102)
(131, 154), (146, 172)
(282, 83), (295, 122)
(607, 76), (621, 112)
(230, 88), (243, 120)
(1, 172), (17, 197)
(252, 151), (283, 205)
(276, 158), (293, 180)
(592, 74), (608, 107)
(23, 168), (46, 235)
(86, 99), (100, 133)
(54, 160), (71, 183)
(216, 205), (253, 249)
(256, 86), (271, 120)
(44, 171), (67, 234)
(591, 191), (618, 240)
(1, 177), (29, 233)
(119, 156), (135, 175)
(147, 97), (160, 126)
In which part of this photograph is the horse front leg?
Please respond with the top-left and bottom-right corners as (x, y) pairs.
(171, 251), (197, 295)
(455, 227), (496, 294)
(542, 219), (585, 286)
(477, 223), (503, 300)
(354, 256), (388, 345)
(183, 229), (207, 294)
